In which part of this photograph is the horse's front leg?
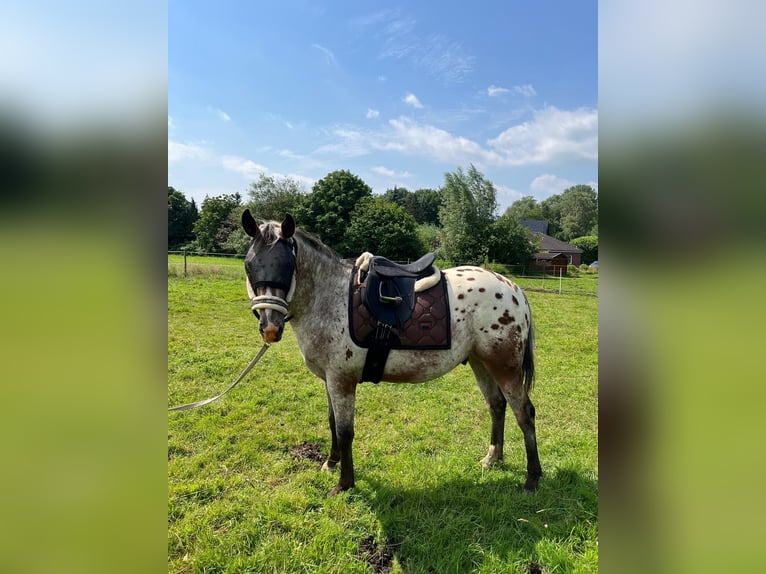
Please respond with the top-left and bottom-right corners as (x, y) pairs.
(325, 376), (357, 496)
(321, 381), (341, 472)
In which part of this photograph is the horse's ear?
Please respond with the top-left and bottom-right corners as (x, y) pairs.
(281, 213), (296, 239)
(242, 209), (261, 239)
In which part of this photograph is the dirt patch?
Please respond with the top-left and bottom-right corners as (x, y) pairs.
(289, 441), (324, 463)
(527, 561), (546, 574)
(357, 535), (396, 574)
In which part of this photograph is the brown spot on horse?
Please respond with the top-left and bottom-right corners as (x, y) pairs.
(458, 294), (465, 300)
(498, 309), (515, 325)
(495, 293), (503, 299)
(479, 287), (486, 293)
(512, 295), (519, 305)
(346, 349), (353, 360)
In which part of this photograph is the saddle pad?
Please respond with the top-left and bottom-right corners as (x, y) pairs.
(348, 266), (451, 350)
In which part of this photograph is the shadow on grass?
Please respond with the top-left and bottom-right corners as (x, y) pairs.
(359, 466), (597, 573)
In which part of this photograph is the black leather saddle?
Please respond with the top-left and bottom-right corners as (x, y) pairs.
(361, 253), (436, 329)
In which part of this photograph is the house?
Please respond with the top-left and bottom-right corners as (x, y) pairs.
(520, 220), (583, 274)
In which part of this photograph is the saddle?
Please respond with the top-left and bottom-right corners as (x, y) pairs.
(351, 252), (449, 384)
(358, 252), (438, 329)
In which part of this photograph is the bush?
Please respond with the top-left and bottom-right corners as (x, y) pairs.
(482, 260), (511, 276)
(567, 264), (580, 277)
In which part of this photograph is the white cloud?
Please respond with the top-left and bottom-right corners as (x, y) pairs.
(513, 84), (537, 98)
(373, 11), (474, 83)
(312, 105), (597, 169)
(366, 108), (380, 119)
(220, 154), (315, 189)
(403, 93), (424, 108)
(530, 174), (575, 198)
(488, 106), (598, 165)
(371, 165), (412, 178)
(495, 184), (526, 208)
(384, 117), (498, 165)
(207, 106), (231, 122)
(220, 155), (269, 179)
(168, 140), (209, 162)
(315, 127), (372, 157)
(488, 85), (510, 97)
(311, 43), (337, 66)
(168, 115), (174, 129)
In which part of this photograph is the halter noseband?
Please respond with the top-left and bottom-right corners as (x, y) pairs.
(245, 237), (298, 321)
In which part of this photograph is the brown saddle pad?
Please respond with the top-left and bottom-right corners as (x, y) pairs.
(348, 266), (451, 350)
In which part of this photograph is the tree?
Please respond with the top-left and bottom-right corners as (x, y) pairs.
(298, 170), (372, 252)
(488, 215), (538, 264)
(245, 173), (306, 221)
(504, 196), (543, 222)
(411, 188), (442, 225)
(557, 185), (598, 242)
(167, 186), (198, 249)
(344, 198), (421, 260)
(382, 186), (442, 225)
(416, 223), (441, 254)
(570, 235), (598, 265)
(192, 192), (242, 252)
(540, 193), (565, 238)
(382, 186), (411, 208)
(438, 165), (497, 263)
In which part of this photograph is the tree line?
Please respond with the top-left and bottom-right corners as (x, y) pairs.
(168, 165), (597, 265)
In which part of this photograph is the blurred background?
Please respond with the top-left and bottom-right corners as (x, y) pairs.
(1, 1), (765, 573)
(600, 1), (766, 572)
(0, 2), (166, 573)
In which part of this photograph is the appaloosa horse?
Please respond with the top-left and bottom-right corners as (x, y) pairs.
(242, 211), (541, 496)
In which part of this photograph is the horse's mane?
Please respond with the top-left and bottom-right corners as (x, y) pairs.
(258, 220), (345, 264)
(294, 228), (345, 263)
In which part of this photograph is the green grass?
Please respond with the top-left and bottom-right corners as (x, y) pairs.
(168, 254), (244, 278)
(168, 272), (598, 573)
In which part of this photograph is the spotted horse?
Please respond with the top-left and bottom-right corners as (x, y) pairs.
(242, 211), (541, 496)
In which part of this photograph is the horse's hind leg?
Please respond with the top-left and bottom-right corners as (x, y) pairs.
(469, 357), (507, 469)
(484, 364), (542, 493)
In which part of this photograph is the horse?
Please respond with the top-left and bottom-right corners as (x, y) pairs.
(241, 211), (541, 496)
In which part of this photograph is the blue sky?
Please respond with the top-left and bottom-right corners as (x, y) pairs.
(169, 1), (597, 213)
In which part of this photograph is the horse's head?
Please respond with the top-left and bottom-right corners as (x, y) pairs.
(242, 210), (297, 344)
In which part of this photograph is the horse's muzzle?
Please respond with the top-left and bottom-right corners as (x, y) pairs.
(259, 310), (285, 343)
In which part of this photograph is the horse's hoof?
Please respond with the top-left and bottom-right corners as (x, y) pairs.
(481, 456), (502, 470)
(523, 478), (540, 495)
(328, 483), (354, 497)
(321, 460), (337, 472)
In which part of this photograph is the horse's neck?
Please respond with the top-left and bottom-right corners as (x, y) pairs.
(291, 245), (350, 323)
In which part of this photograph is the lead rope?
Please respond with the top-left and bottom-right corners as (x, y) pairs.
(168, 344), (270, 411)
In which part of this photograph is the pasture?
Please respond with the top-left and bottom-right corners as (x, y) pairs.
(168, 268), (597, 573)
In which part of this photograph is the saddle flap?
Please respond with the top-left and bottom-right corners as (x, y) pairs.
(362, 273), (416, 327)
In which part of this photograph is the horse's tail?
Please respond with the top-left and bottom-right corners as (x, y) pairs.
(522, 312), (535, 394)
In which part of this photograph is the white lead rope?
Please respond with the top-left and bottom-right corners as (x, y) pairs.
(168, 344), (270, 411)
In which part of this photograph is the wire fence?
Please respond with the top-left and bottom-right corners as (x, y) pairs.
(168, 250), (598, 297)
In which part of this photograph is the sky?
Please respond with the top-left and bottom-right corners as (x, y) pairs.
(169, 0), (597, 214)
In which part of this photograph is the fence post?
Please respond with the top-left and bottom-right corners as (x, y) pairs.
(559, 268), (563, 294)
(183, 249), (187, 277)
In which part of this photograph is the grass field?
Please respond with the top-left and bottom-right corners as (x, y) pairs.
(168, 271), (598, 573)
